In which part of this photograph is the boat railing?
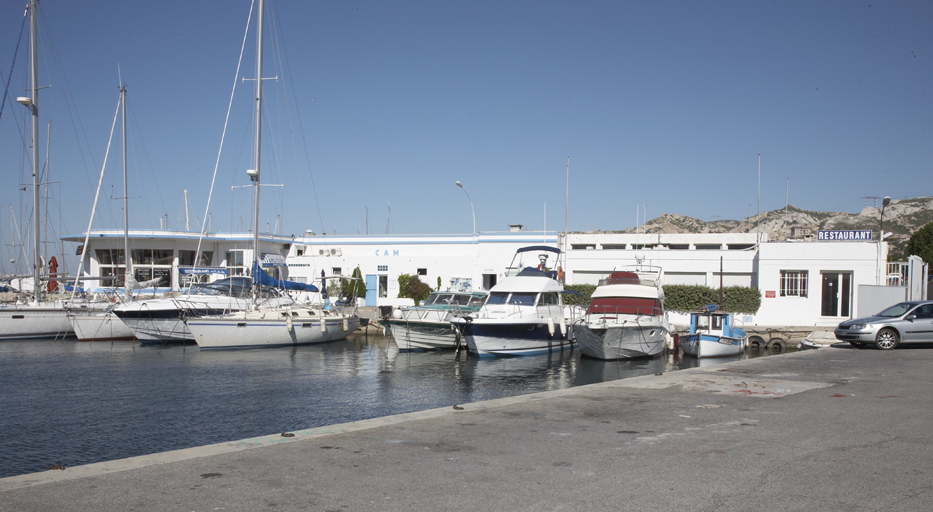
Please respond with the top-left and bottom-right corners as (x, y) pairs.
(585, 304), (664, 317)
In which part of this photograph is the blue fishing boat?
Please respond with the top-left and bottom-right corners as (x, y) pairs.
(680, 305), (747, 358)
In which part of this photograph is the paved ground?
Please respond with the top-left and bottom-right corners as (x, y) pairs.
(3, 343), (933, 511)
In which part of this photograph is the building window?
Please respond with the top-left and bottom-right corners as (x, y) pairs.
(417, 268), (427, 276)
(378, 275), (388, 298)
(780, 270), (808, 297)
(377, 265), (388, 272)
(178, 250), (213, 267)
(226, 250), (247, 276)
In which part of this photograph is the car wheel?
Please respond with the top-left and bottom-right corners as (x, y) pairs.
(875, 328), (899, 350)
(849, 341), (865, 349)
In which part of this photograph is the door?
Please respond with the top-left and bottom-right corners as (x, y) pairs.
(821, 272), (852, 317)
(365, 274), (378, 307)
(902, 303), (933, 343)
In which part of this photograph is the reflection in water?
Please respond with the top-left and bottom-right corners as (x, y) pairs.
(0, 332), (779, 478)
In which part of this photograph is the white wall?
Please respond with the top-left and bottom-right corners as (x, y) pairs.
(286, 232), (560, 301)
(755, 241), (886, 326)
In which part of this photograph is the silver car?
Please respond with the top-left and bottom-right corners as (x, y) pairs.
(834, 301), (933, 350)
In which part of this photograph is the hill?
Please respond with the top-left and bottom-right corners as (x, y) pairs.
(584, 196), (933, 258)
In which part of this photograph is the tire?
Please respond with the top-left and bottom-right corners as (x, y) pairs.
(849, 341), (866, 349)
(748, 336), (764, 350)
(766, 338), (786, 352)
(875, 328), (899, 350)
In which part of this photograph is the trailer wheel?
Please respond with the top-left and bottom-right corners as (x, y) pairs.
(748, 336), (765, 350)
(766, 338), (786, 352)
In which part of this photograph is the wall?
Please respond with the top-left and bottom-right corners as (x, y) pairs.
(755, 240), (886, 326)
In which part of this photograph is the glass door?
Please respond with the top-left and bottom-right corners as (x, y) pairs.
(821, 272), (852, 317)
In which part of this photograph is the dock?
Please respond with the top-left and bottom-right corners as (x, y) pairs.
(3, 344), (931, 510)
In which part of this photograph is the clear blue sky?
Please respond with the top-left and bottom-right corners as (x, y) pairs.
(1, 0), (931, 255)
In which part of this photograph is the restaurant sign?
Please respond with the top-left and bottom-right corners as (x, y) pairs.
(817, 230), (873, 241)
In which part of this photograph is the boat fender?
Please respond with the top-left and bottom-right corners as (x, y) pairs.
(547, 316), (555, 336)
(321, 318), (327, 332)
(392, 308), (402, 319)
(342, 317), (349, 331)
(286, 314), (293, 331)
(559, 316), (567, 337)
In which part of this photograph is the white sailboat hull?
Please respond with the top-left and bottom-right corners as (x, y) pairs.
(69, 311), (135, 341)
(0, 305), (75, 340)
(187, 307), (360, 349)
(114, 295), (293, 344)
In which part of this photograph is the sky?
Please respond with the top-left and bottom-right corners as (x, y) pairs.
(1, 0), (931, 265)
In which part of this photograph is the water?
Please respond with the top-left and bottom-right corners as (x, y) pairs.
(0, 333), (776, 478)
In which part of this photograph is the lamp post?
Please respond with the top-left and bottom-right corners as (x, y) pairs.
(879, 196), (891, 237)
(455, 181), (475, 237)
(456, 180), (477, 289)
(878, 196), (892, 285)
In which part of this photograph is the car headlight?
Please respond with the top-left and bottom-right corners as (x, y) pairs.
(848, 324), (868, 330)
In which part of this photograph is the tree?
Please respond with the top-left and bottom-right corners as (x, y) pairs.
(907, 222), (933, 266)
(340, 266), (365, 298)
(397, 273), (431, 303)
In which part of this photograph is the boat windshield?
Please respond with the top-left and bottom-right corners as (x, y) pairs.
(425, 293), (454, 306)
(486, 292), (510, 305)
(538, 292), (560, 305)
(508, 292), (538, 306)
(450, 294), (475, 305)
(424, 293), (476, 306)
(188, 278), (252, 298)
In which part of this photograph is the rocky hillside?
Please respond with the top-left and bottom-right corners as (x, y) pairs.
(603, 196), (933, 243)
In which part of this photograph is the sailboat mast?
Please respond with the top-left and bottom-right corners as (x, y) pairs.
(250, 0), (264, 309)
(121, 85), (130, 295)
(28, 0), (41, 305)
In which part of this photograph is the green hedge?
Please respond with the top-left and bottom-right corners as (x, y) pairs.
(563, 283), (761, 314)
(663, 284), (761, 314)
(563, 284), (596, 306)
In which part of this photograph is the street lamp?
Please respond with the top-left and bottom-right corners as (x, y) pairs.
(879, 196), (891, 237)
(878, 196), (892, 285)
(455, 181), (475, 236)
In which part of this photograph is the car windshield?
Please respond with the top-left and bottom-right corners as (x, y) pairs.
(876, 303), (912, 318)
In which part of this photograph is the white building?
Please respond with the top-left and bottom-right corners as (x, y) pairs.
(66, 227), (924, 328)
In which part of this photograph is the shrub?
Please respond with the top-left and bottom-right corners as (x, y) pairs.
(663, 284), (761, 314)
(563, 284), (595, 306)
(397, 273), (431, 303)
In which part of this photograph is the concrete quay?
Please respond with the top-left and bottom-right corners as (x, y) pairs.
(3, 345), (933, 511)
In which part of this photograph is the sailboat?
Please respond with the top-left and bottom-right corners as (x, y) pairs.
(184, 0), (360, 349)
(0, 0), (107, 340)
(68, 85), (152, 342)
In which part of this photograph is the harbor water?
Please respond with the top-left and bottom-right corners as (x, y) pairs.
(0, 332), (777, 478)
